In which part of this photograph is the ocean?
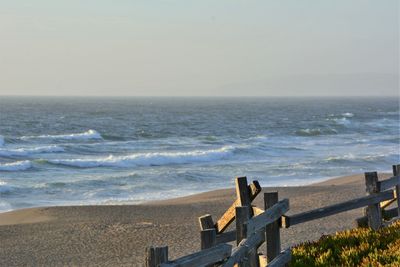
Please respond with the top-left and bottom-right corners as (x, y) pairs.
(0, 97), (398, 212)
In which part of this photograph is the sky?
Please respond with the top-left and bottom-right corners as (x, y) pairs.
(0, 0), (398, 97)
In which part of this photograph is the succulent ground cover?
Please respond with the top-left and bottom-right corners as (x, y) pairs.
(290, 220), (400, 266)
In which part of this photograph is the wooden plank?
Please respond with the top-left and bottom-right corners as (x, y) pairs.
(222, 230), (265, 267)
(236, 177), (251, 206)
(258, 254), (268, 266)
(236, 206), (250, 245)
(246, 199), (289, 235)
(266, 249), (291, 267)
(378, 175), (400, 191)
(161, 244), (232, 267)
(216, 229), (268, 245)
(215, 181), (261, 233)
(235, 206), (250, 267)
(252, 206), (264, 216)
(287, 189), (394, 227)
(146, 246), (168, 267)
(355, 207), (399, 228)
(380, 195), (396, 209)
(235, 178), (258, 267)
(280, 216), (290, 229)
(216, 230), (237, 244)
(199, 214), (215, 230)
(264, 192), (281, 263)
(393, 165), (400, 220)
(201, 229), (216, 250)
(365, 172), (382, 230)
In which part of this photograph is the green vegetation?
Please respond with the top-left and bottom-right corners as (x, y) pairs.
(291, 220), (400, 266)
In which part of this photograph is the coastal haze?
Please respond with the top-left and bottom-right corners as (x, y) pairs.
(0, 1), (398, 96)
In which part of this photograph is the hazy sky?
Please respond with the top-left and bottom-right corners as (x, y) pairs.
(0, 1), (398, 96)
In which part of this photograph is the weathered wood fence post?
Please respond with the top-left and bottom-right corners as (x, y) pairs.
(199, 214), (217, 250)
(145, 246), (168, 267)
(393, 164), (400, 217)
(235, 177), (258, 267)
(365, 172), (382, 230)
(264, 192), (281, 263)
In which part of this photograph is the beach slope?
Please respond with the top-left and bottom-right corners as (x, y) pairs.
(0, 174), (389, 266)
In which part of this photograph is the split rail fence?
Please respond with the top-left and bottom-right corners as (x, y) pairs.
(145, 164), (400, 267)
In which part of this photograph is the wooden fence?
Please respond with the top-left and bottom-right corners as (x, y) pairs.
(145, 164), (400, 267)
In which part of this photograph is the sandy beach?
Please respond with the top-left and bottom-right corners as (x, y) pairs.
(0, 173), (391, 266)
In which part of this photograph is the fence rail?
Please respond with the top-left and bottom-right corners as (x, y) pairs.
(145, 164), (400, 267)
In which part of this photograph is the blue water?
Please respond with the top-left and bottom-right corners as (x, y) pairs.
(0, 97), (399, 212)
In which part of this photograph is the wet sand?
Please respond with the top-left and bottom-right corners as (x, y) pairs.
(0, 173), (391, 266)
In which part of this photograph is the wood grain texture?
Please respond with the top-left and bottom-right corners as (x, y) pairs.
(264, 192), (281, 263)
(214, 181), (261, 233)
(287, 190), (394, 227)
(365, 172), (382, 230)
(161, 244), (232, 267)
(265, 249), (291, 267)
(199, 214), (214, 230)
(222, 230), (264, 267)
(201, 229), (216, 250)
(246, 199), (289, 235)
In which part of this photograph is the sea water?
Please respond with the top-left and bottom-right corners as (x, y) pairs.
(0, 97), (398, 212)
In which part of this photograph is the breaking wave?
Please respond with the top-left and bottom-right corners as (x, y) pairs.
(333, 117), (351, 126)
(46, 146), (235, 168)
(0, 160), (32, 171)
(0, 145), (64, 157)
(20, 129), (102, 141)
(342, 112), (354, 117)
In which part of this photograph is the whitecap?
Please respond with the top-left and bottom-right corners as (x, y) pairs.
(325, 154), (356, 162)
(20, 129), (102, 141)
(0, 160), (32, 171)
(334, 117), (351, 126)
(0, 145), (64, 157)
(0, 180), (14, 194)
(47, 146), (235, 168)
(342, 112), (354, 117)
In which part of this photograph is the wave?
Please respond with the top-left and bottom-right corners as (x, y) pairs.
(295, 128), (337, 136)
(333, 117), (351, 126)
(0, 160), (32, 171)
(0, 180), (14, 194)
(46, 146), (235, 168)
(342, 112), (354, 118)
(0, 136), (4, 147)
(324, 152), (395, 163)
(0, 145), (64, 157)
(20, 129), (102, 141)
(325, 154), (356, 162)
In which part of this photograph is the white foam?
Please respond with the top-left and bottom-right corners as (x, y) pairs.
(48, 146), (235, 168)
(0, 160), (32, 171)
(0, 180), (14, 194)
(0, 201), (12, 212)
(0, 136), (4, 147)
(0, 145), (64, 157)
(326, 153), (356, 161)
(334, 117), (351, 126)
(342, 112), (354, 117)
(21, 129), (102, 141)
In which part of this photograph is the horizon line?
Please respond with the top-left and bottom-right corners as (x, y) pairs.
(0, 95), (398, 98)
